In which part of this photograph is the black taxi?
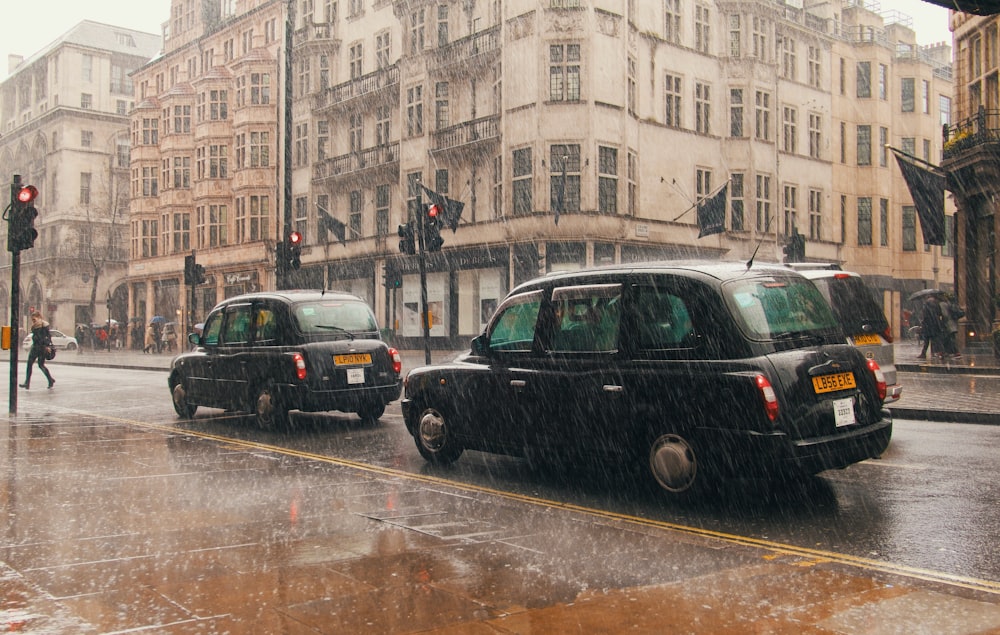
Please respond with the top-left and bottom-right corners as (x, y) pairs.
(401, 262), (892, 500)
(169, 290), (401, 429)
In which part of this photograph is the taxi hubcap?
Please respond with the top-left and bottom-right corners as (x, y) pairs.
(649, 434), (697, 492)
(418, 410), (447, 451)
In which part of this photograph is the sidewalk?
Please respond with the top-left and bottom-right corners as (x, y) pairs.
(3, 341), (998, 424)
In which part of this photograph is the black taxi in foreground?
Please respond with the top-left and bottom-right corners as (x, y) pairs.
(170, 290), (401, 429)
(401, 262), (892, 500)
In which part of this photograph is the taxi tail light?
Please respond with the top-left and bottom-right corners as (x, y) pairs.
(388, 347), (402, 375)
(292, 352), (307, 380)
(755, 374), (779, 422)
(882, 326), (893, 343)
(866, 359), (886, 401)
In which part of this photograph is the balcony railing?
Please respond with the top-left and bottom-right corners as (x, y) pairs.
(313, 142), (399, 180)
(294, 23), (339, 47)
(314, 65), (399, 111)
(943, 106), (1000, 159)
(431, 26), (500, 73)
(432, 115), (500, 153)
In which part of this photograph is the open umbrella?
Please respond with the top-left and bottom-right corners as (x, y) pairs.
(908, 288), (943, 302)
(149, 315), (167, 324)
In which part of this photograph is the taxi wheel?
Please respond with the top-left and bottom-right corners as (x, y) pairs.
(171, 380), (197, 419)
(357, 402), (385, 424)
(254, 381), (289, 431)
(647, 431), (702, 500)
(413, 404), (463, 465)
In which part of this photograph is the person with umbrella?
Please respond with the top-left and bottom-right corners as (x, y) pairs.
(916, 293), (944, 360)
(147, 316), (166, 353)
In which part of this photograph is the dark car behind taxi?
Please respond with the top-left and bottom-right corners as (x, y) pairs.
(401, 262), (891, 501)
(170, 290), (401, 429)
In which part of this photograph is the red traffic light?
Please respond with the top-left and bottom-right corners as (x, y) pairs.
(17, 185), (38, 204)
(427, 204), (439, 218)
(288, 230), (303, 245)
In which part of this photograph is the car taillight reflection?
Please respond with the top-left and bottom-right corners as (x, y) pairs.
(292, 352), (307, 380)
(755, 374), (779, 421)
(388, 347), (402, 375)
(866, 358), (886, 401)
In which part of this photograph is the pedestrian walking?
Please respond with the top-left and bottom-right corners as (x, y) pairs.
(143, 323), (157, 354)
(918, 296), (944, 360)
(20, 311), (55, 390)
(939, 295), (964, 359)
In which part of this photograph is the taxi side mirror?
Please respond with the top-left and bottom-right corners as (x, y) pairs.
(470, 334), (488, 356)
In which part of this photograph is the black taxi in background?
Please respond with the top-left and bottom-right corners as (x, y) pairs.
(169, 290), (401, 429)
(785, 263), (900, 402)
(401, 262), (892, 501)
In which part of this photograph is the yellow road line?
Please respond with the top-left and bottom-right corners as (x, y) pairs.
(22, 406), (1000, 597)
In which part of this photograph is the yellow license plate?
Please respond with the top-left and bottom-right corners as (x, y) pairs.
(334, 353), (372, 366)
(852, 333), (881, 346)
(812, 372), (857, 394)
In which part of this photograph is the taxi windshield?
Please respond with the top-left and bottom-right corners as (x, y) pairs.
(293, 300), (378, 335)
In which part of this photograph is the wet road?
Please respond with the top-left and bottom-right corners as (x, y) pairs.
(3, 364), (1000, 632)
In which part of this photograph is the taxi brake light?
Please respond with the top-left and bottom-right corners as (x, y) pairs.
(882, 326), (893, 344)
(755, 373), (779, 422)
(292, 352), (307, 380)
(833, 273), (852, 279)
(866, 358), (886, 401)
(388, 347), (402, 375)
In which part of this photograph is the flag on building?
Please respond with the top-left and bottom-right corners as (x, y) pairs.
(697, 184), (727, 238)
(318, 207), (347, 245)
(892, 149), (946, 246)
(420, 185), (465, 232)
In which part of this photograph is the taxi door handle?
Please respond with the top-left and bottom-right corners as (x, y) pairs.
(603, 385), (623, 393)
(510, 380), (526, 388)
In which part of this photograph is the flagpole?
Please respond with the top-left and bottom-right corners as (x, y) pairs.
(887, 145), (945, 172)
(672, 179), (730, 222)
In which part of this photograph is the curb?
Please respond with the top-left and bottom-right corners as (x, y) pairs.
(887, 407), (999, 425)
(897, 362), (1000, 376)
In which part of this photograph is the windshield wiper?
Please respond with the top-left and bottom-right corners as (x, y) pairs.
(771, 331), (824, 344)
(314, 325), (356, 340)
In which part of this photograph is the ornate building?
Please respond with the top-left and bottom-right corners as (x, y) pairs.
(942, 10), (1000, 350)
(0, 21), (160, 338)
(127, 0), (953, 349)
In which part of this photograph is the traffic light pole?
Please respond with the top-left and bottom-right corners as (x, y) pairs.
(415, 192), (431, 365)
(8, 176), (22, 414)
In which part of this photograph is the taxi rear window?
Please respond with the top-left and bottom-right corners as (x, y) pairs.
(724, 276), (838, 341)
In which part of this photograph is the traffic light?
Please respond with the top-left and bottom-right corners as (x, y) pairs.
(184, 255), (196, 285)
(783, 232), (805, 262)
(184, 254), (207, 285)
(287, 230), (303, 270)
(397, 223), (415, 255)
(424, 204), (444, 252)
(7, 183), (39, 252)
(385, 267), (402, 288)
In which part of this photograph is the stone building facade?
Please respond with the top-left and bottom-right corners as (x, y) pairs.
(127, 0), (954, 348)
(941, 10), (1000, 350)
(0, 21), (161, 341)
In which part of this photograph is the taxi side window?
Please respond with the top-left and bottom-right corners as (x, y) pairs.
(550, 284), (622, 353)
(489, 291), (543, 353)
(201, 313), (222, 346)
(221, 305), (253, 345)
(634, 287), (698, 350)
(253, 306), (278, 345)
